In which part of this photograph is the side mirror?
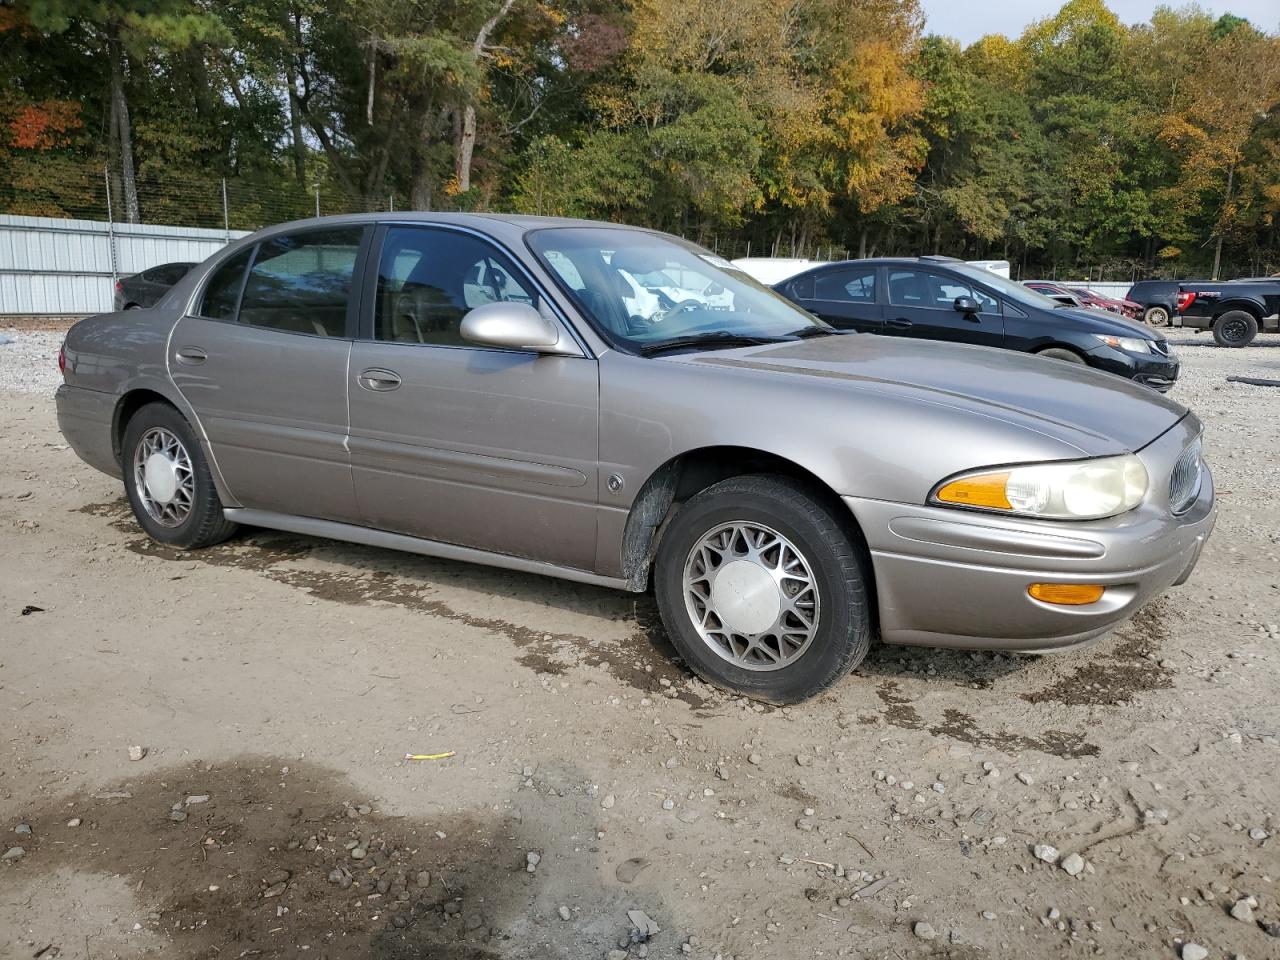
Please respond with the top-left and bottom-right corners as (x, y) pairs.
(953, 295), (980, 314)
(705, 282), (725, 297)
(460, 301), (580, 356)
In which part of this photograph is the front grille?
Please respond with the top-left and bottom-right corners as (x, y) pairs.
(1169, 439), (1202, 515)
(1151, 339), (1170, 357)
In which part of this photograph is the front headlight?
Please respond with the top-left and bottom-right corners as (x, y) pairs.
(1092, 334), (1151, 353)
(931, 454), (1149, 520)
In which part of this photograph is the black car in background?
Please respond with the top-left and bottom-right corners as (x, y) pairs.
(113, 261), (196, 310)
(1124, 279), (1187, 326)
(774, 256), (1180, 391)
(1175, 279), (1280, 347)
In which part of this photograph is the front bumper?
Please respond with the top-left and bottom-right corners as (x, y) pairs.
(845, 417), (1215, 652)
(1086, 344), (1180, 392)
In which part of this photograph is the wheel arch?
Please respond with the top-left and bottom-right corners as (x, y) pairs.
(111, 385), (239, 508)
(1211, 300), (1265, 322)
(618, 446), (876, 617)
(113, 388), (178, 465)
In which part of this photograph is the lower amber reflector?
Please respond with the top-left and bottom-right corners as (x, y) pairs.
(1028, 583), (1105, 605)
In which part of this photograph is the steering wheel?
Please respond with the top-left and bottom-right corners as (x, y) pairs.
(653, 298), (702, 324)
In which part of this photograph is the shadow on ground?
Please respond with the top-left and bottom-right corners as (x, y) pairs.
(3, 756), (648, 959)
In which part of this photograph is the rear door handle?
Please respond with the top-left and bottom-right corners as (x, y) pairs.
(885, 318), (913, 330)
(175, 346), (207, 364)
(357, 368), (402, 391)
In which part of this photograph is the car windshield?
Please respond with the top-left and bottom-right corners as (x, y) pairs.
(526, 227), (828, 352)
(948, 263), (1066, 310)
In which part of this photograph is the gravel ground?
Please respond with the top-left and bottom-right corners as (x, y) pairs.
(0, 327), (1278, 960)
(0, 327), (63, 394)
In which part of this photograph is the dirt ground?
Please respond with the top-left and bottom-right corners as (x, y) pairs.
(1, 328), (1278, 960)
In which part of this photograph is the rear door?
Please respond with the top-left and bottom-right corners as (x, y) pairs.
(884, 268), (1004, 347)
(168, 226), (368, 522)
(783, 265), (882, 333)
(346, 224), (600, 570)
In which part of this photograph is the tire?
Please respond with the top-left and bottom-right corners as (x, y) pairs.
(653, 474), (872, 704)
(1142, 305), (1169, 326)
(1036, 346), (1086, 364)
(1212, 310), (1258, 348)
(121, 401), (239, 548)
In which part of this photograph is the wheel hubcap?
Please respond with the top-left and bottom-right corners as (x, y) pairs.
(132, 426), (194, 527)
(1224, 319), (1245, 341)
(683, 521), (820, 672)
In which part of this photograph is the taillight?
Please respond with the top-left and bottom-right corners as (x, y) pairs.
(1176, 292), (1196, 312)
(58, 343), (66, 375)
(114, 280), (123, 292)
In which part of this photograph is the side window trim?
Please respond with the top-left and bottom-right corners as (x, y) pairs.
(360, 221), (592, 357)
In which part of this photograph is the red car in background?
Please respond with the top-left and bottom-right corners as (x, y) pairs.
(1023, 281), (1141, 319)
(1066, 285), (1142, 320)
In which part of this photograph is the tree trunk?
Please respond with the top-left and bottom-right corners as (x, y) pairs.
(365, 37), (377, 126)
(107, 28), (139, 223)
(454, 105), (477, 194)
(1211, 163), (1235, 281)
(453, 0), (516, 194)
(286, 63), (307, 184)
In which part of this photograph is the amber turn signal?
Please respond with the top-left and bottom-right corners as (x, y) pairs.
(1027, 583), (1105, 606)
(934, 472), (1012, 510)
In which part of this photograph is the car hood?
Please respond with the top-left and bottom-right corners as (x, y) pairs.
(675, 334), (1186, 454)
(1056, 306), (1163, 339)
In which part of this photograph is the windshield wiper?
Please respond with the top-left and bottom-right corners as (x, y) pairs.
(786, 326), (843, 339)
(638, 332), (786, 355)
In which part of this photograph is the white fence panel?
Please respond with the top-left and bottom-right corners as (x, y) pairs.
(0, 214), (248, 315)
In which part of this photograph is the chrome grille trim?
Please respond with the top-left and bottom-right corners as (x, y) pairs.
(1169, 439), (1202, 515)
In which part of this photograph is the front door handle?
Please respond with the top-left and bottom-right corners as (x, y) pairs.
(357, 368), (402, 391)
(175, 346), (207, 364)
(885, 318), (913, 330)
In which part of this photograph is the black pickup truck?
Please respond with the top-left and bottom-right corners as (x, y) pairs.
(1174, 279), (1280, 347)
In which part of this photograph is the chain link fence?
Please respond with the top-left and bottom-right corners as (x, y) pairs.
(0, 159), (406, 235)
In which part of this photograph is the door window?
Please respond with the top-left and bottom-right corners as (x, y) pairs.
(887, 269), (929, 307)
(375, 227), (533, 346)
(198, 249), (253, 321)
(814, 268), (877, 303)
(889, 269), (998, 314)
(928, 274), (999, 314)
(238, 228), (363, 336)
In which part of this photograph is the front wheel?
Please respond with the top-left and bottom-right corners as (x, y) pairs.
(122, 402), (239, 548)
(1142, 305), (1169, 326)
(653, 475), (872, 703)
(1212, 310), (1258, 348)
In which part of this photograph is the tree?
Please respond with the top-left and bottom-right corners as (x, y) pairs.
(18, 0), (225, 221)
(1161, 21), (1280, 277)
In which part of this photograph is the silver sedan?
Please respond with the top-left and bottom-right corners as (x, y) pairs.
(56, 214), (1216, 702)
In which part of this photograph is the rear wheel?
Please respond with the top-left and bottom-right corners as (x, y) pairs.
(1212, 310), (1258, 348)
(1036, 346), (1086, 364)
(653, 474), (872, 704)
(1142, 305), (1169, 326)
(122, 402), (238, 548)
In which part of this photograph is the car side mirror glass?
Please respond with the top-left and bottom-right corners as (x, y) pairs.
(460, 301), (580, 356)
(953, 295), (979, 314)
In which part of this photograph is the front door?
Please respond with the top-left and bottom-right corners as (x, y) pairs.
(168, 227), (367, 522)
(786, 265), (883, 333)
(884, 268), (1005, 346)
(347, 225), (600, 571)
